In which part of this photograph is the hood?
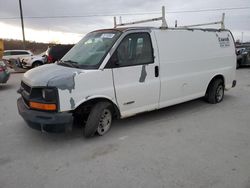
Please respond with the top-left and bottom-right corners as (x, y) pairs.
(22, 64), (84, 89)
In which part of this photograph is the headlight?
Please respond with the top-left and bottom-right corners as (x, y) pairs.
(26, 87), (58, 111)
(41, 88), (57, 102)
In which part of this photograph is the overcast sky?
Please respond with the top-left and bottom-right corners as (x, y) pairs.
(0, 0), (249, 43)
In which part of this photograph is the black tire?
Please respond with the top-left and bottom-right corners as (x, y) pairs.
(32, 61), (43, 68)
(84, 102), (113, 138)
(205, 79), (224, 104)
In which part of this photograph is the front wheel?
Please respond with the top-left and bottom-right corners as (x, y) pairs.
(84, 102), (113, 138)
(205, 79), (224, 104)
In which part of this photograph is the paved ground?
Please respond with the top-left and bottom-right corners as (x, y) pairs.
(0, 69), (250, 188)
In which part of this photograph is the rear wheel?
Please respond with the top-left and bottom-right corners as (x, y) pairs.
(205, 79), (224, 104)
(84, 102), (113, 138)
(32, 61), (43, 68)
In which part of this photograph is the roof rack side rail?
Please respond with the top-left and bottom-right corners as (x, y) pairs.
(177, 13), (225, 29)
(114, 6), (168, 29)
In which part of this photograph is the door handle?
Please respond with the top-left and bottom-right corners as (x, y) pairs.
(155, 66), (159, 77)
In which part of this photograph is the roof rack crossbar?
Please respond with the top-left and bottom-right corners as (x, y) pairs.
(177, 13), (225, 29)
(114, 6), (168, 29)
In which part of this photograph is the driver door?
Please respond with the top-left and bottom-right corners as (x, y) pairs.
(109, 32), (160, 118)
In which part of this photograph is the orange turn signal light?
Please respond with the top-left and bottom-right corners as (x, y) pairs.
(29, 101), (56, 111)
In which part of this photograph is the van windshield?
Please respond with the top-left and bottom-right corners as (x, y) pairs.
(61, 30), (121, 69)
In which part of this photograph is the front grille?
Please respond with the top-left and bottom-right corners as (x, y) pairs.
(20, 81), (31, 107)
(19, 82), (59, 112)
(21, 81), (31, 94)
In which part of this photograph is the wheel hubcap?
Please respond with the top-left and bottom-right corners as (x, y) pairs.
(97, 109), (112, 135)
(216, 85), (224, 102)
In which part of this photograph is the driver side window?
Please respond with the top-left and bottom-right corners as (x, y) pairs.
(115, 32), (154, 67)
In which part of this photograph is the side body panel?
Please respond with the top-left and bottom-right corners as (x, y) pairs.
(153, 29), (236, 108)
(3, 52), (33, 61)
(25, 56), (44, 67)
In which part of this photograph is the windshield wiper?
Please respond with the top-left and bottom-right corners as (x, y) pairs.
(58, 60), (80, 68)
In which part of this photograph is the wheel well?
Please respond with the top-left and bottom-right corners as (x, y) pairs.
(73, 98), (121, 119)
(32, 61), (43, 65)
(206, 75), (225, 93)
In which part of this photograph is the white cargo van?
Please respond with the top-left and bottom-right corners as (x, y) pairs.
(17, 14), (236, 137)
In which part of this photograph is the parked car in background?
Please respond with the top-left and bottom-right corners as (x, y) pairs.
(237, 47), (250, 68)
(236, 47), (245, 68)
(240, 48), (250, 67)
(0, 60), (10, 84)
(236, 48), (245, 54)
(45, 44), (74, 63)
(21, 52), (47, 68)
(3, 50), (33, 62)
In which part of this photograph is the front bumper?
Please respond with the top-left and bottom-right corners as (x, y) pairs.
(17, 97), (73, 132)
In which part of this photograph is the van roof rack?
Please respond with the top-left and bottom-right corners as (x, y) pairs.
(176, 13), (225, 29)
(114, 6), (168, 29)
(113, 7), (225, 30)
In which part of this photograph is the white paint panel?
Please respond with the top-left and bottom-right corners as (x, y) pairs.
(153, 29), (236, 108)
(59, 69), (116, 112)
(113, 64), (160, 118)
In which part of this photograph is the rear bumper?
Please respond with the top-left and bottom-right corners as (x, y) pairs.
(17, 97), (73, 132)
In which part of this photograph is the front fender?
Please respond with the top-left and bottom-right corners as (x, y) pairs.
(74, 95), (118, 110)
(57, 69), (116, 112)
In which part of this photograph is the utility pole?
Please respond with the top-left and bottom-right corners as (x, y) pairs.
(19, 0), (26, 49)
(241, 32), (244, 43)
(119, 16), (122, 24)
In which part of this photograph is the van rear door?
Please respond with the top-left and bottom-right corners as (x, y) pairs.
(111, 32), (160, 117)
